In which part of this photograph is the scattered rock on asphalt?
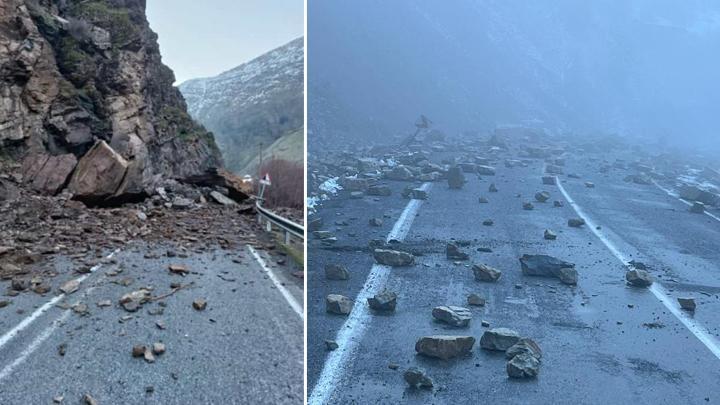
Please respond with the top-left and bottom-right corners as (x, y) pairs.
(132, 345), (146, 357)
(520, 254), (577, 285)
(689, 202), (706, 214)
(477, 165), (496, 176)
(505, 338), (542, 360)
(415, 335), (475, 359)
(119, 289), (151, 312)
(544, 229), (557, 240)
(568, 218), (586, 227)
(168, 264), (189, 276)
(326, 294), (353, 315)
(488, 183), (498, 193)
(325, 340), (339, 351)
(404, 367), (433, 389)
(432, 306), (472, 327)
(467, 294), (485, 306)
(368, 289), (397, 311)
(192, 299), (207, 310)
(446, 243), (469, 260)
(542, 176), (557, 185)
(507, 352), (541, 379)
(478, 196), (489, 203)
(209, 191), (237, 206)
(59, 279), (80, 295)
(410, 188), (428, 200)
(152, 342), (166, 355)
(472, 263), (502, 282)
(482, 219), (494, 226)
(369, 218), (383, 227)
(625, 269), (653, 287)
(373, 249), (414, 266)
(678, 297), (696, 311)
(325, 264), (350, 280)
(534, 191), (550, 202)
(480, 328), (521, 351)
(447, 167), (465, 189)
(523, 202), (534, 210)
(367, 185), (392, 196)
(0, 300), (10, 308)
(83, 394), (99, 405)
(553, 200), (564, 207)
(585, 182), (595, 188)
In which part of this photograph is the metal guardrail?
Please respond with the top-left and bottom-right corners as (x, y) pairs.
(255, 201), (305, 244)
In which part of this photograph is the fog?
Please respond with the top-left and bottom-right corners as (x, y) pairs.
(308, 0), (720, 152)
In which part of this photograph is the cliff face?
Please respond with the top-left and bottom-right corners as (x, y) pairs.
(179, 37), (303, 175)
(0, 0), (222, 201)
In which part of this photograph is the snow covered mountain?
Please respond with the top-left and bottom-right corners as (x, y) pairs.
(179, 37), (304, 174)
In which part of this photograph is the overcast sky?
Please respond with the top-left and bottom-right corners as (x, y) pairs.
(147, 0), (303, 85)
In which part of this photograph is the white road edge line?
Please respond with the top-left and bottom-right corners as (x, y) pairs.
(308, 183), (432, 405)
(555, 174), (720, 360)
(0, 248), (120, 382)
(248, 245), (304, 319)
(652, 180), (720, 223)
(0, 249), (119, 351)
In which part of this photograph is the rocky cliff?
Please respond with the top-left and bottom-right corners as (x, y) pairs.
(179, 37), (303, 175)
(0, 0), (222, 204)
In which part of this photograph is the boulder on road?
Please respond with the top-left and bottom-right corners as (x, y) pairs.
(507, 352), (540, 379)
(325, 264), (350, 280)
(386, 166), (413, 181)
(368, 289), (397, 311)
(67, 141), (128, 203)
(480, 328), (521, 351)
(447, 167), (465, 189)
(415, 335), (475, 359)
(542, 176), (557, 186)
(467, 293), (486, 306)
(472, 263), (502, 282)
(489, 183), (498, 193)
(626, 269), (653, 287)
(432, 305), (472, 327)
(373, 249), (414, 267)
(568, 218), (586, 227)
(477, 165), (496, 176)
(534, 191), (550, 203)
(404, 367), (433, 389)
(544, 229), (557, 240)
(446, 243), (469, 260)
(23, 153), (78, 196)
(523, 202), (534, 210)
(678, 297), (696, 311)
(326, 294), (353, 315)
(506, 338), (542, 360)
(519, 254), (577, 285)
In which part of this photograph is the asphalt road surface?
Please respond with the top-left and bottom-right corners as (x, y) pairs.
(0, 241), (303, 404)
(307, 152), (720, 404)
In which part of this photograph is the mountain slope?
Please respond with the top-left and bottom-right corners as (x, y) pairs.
(179, 37), (304, 175)
(0, 0), (221, 191)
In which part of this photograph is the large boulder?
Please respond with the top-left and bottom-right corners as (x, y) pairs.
(432, 306), (472, 327)
(480, 328), (521, 351)
(519, 254), (577, 285)
(67, 141), (128, 203)
(23, 153), (77, 195)
(415, 335), (475, 359)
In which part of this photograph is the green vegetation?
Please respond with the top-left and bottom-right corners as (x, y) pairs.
(70, 0), (140, 47)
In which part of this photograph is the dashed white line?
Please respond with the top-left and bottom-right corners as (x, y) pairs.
(556, 174), (720, 361)
(0, 249), (119, 351)
(308, 183), (432, 405)
(652, 180), (720, 223)
(0, 248), (120, 382)
(248, 245), (304, 319)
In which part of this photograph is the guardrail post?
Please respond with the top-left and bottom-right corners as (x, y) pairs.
(266, 220), (272, 232)
(284, 231), (291, 244)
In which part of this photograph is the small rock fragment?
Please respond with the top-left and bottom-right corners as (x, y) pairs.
(369, 218), (383, 227)
(325, 339), (339, 351)
(132, 345), (146, 357)
(544, 229), (557, 240)
(192, 299), (207, 310)
(467, 294), (485, 306)
(534, 191), (550, 202)
(152, 343), (166, 355)
(678, 297), (696, 311)
(507, 352), (540, 378)
(373, 249), (414, 267)
(59, 279), (80, 295)
(404, 367), (433, 389)
(168, 264), (189, 276)
(568, 218), (586, 227)
(446, 243), (469, 260)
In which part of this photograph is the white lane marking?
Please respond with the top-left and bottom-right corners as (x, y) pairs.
(556, 174), (720, 360)
(308, 183), (432, 405)
(652, 180), (720, 223)
(248, 245), (304, 319)
(0, 249), (119, 351)
(0, 249), (120, 382)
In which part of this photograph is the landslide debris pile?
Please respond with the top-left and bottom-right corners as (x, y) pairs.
(1, 0), (223, 205)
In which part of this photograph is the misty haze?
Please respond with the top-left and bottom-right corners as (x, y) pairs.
(307, 1), (720, 404)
